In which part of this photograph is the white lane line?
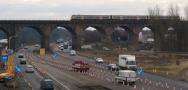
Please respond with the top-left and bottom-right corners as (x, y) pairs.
(30, 57), (71, 90)
(45, 71), (71, 90)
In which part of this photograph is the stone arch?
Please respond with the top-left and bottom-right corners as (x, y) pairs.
(83, 26), (106, 35)
(164, 27), (177, 51)
(81, 26), (104, 46)
(113, 25), (133, 44)
(50, 26), (76, 50)
(112, 26), (130, 43)
(138, 27), (154, 50)
(15, 26), (43, 49)
(0, 27), (10, 37)
(0, 27), (9, 48)
(138, 27), (154, 43)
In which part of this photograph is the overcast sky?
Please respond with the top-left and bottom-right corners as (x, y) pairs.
(0, 0), (187, 20)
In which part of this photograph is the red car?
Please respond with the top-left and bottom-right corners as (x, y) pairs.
(72, 60), (90, 72)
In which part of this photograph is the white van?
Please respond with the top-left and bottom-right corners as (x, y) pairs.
(115, 70), (136, 85)
(70, 50), (76, 56)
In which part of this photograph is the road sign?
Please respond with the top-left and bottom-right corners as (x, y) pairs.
(1, 54), (8, 62)
(40, 48), (45, 56)
(15, 65), (22, 73)
(52, 52), (58, 59)
(136, 67), (144, 76)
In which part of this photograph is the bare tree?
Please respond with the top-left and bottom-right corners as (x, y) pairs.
(167, 4), (181, 52)
(168, 4), (180, 20)
(168, 4), (179, 17)
(147, 5), (165, 51)
(185, 6), (188, 20)
(148, 5), (163, 19)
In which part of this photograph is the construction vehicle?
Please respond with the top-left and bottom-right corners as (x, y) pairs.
(0, 48), (20, 88)
(115, 70), (137, 85)
(72, 60), (90, 72)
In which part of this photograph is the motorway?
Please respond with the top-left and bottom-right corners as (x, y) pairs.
(15, 49), (63, 90)
(11, 46), (188, 90)
(57, 51), (188, 90)
(24, 47), (158, 90)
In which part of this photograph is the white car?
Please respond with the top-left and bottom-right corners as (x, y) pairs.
(70, 50), (76, 56)
(59, 46), (64, 51)
(96, 58), (104, 63)
(25, 65), (34, 73)
(20, 58), (27, 64)
(107, 64), (119, 71)
(18, 53), (24, 59)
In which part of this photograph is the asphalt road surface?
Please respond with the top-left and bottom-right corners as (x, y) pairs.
(20, 45), (188, 90)
(25, 51), (162, 90)
(15, 49), (62, 90)
(58, 51), (188, 90)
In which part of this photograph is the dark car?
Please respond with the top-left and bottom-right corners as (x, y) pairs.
(107, 64), (119, 71)
(20, 58), (27, 64)
(40, 79), (54, 90)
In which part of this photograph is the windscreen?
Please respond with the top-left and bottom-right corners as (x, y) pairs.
(127, 61), (136, 65)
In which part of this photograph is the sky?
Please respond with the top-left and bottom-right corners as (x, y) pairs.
(0, 0), (187, 20)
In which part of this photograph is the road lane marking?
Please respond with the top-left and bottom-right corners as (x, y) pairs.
(44, 71), (71, 90)
(30, 60), (71, 90)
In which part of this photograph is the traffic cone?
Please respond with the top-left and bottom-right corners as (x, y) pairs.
(142, 86), (144, 90)
(133, 84), (137, 90)
(127, 82), (129, 86)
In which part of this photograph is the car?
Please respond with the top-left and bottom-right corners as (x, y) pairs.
(25, 65), (34, 73)
(70, 50), (76, 56)
(58, 44), (64, 48)
(18, 53), (24, 59)
(102, 47), (111, 51)
(107, 64), (119, 71)
(20, 58), (27, 64)
(34, 44), (40, 47)
(59, 46), (64, 51)
(40, 79), (54, 90)
(95, 58), (104, 63)
(24, 46), (28, 49)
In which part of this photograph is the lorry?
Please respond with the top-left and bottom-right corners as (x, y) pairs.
(115, 70), (136, 85)
(118, 55), (137, 70)
(72, 60), (90, 72)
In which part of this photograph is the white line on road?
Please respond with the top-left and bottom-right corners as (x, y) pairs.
(45, 70), (71, 90)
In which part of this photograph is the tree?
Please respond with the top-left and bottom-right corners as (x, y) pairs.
(168, 4), (179, 18)
(147, 5), (165, 51)
(166, 4), (181, 52)
(185, 6), (188, 20)
(148, 5), (162, 19)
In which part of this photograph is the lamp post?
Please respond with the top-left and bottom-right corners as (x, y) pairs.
(8, 34), (17, 49)
(8, 36), (13, 49)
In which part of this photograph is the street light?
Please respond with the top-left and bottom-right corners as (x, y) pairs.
(8, 36), (13, 49)
(8, 34), (17, 49)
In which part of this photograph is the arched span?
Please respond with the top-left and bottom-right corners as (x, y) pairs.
(26, 26), (44, 36)
(112, 26), (131, 43)
(0, 27), (10, 37)
(15, 26), (42, 48)
(52, 26), (76, 36)
(84, 26), (106, 35)
(51, 26), (78, 49)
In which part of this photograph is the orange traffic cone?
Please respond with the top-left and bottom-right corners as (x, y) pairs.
(133, 84), (137, 90)
(127, 82), (129, 86)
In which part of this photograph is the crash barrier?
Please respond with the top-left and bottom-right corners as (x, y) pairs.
(23, 78), (34, 90)
(138, 77), (184, 90)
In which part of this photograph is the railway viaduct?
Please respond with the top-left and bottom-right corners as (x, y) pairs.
(0, 15), (182, 51)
